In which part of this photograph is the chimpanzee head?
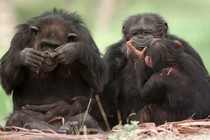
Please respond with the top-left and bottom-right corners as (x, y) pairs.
(123, 13), (168, 50)
(144, 39), (183, 72)
(29, 10), (83, 52)
(15, 9), (98, 72)
(24, 9), (85, 72)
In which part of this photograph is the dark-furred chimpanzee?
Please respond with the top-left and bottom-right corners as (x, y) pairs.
(103, 13), (209, 124)
(0, 9), (109, 133)
(128, 39), (210, 125)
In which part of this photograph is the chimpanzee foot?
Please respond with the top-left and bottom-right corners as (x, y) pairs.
(24, 122), (57, 133)
(58, 121), (78, 134)
(48, 116), (65, 125)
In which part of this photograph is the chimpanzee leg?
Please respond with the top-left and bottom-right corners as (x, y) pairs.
(58, 112), (103, 134)
(130, 104), (175, 125)
(5, 110), (57, 131)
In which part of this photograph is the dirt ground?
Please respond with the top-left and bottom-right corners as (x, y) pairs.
(1, 119), (210, 140)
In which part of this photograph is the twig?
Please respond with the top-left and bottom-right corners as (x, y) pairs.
(95, 94), (111, 130)
(79, 97), (92, 134)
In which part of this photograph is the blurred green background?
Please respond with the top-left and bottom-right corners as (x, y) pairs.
(0, 0), (210, 125)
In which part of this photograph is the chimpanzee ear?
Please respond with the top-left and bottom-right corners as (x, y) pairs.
(30, 25), (39, 36)
(145, 56), (153, 68)
(174, 40), (182, 48)
(68, 33), (79, 42)
(163, 23), (168, 32)
(122, 25), (127, 36)
(161, 23), (168, 37)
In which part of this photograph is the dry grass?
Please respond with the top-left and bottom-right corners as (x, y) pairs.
(1, 119), (210, 140)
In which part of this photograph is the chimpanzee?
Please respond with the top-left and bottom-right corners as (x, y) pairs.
(0, 9), (109, 133)
(103, 13), (209, 124)
(128, 39), (210, 125)
(8, 99), (102, 133)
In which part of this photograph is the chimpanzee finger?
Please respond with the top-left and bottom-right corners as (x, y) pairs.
(52, 52), (72, 65)
(58, 121), (78, 134)
(26, 57), (45, 69)
(55, 54), (67, 63)
(32, 50), (48, 58)
(29, 53), (46, 62)
(24, 122), (57, 132)
(24, 58), (38, 68)
(126, 41), (140, 55)
(54, 44), (66, 51)
(126, 41), (147, 59)
(51, 44), (67, 58)
(23, 103), (57, 112)
(139, 47), (148, 58)
(49, 49), (64, 59)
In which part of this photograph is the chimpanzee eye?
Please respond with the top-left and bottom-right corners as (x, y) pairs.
(143, 29), (155, 35)
(40, 42), (50, 50)
(131, 32), (138, 37)
(144, 31), (152, 35)
(68, 33), (78, 42)
(42, 42), (49, 46)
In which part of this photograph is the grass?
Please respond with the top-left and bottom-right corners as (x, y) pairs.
(109, 121), (139, 140)
(0, 87), (12, 125)
(1, 119), (210, 139)
(0, 47), (12, 124)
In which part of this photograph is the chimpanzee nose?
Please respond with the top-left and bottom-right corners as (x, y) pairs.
(138, 35), (144, 39)
(48, 48), (55, 52)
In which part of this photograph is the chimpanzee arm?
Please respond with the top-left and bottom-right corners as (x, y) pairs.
(0, 26), (31, 95)
(0, 25), (46, 95)
(72, 44), (119, 129)
(50, 42), (106, 94)
(103, 40), (127, 103)
(0, 49), (25, 94)
(0, 47), (46, 95)
(75, 43), (106, 95)
(140, 72), (166, 104)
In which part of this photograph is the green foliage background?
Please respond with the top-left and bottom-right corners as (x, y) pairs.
(0, 0), (210, 124)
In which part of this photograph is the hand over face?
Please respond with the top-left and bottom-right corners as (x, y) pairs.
(126, 40), (147, 59)
(50, 43), (79, 65)
(19, 48), (47, 72)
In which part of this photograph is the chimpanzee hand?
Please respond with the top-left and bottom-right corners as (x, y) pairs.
(58, 112), (102, 134)
(22, 97), (90, 121)
(50, 42), (80, 65)
(126, 40), (147, 59)
(22, 101), (71, 121)
(19, 48), (47, 70)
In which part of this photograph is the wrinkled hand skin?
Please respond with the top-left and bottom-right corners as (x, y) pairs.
(22, 101), (72, 121)
(50, 43), (79, 65)
(19, 48), (48, 72)
(21, 97), (102, 134)
(126, 40), (148, 59)
(19, 48), (59, 73)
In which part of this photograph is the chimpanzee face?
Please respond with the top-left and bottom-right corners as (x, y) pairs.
(123, 13), (168, 50)
(29, 20), (79, 72)
(124, 17), (161, 41)
(130, 35), (153, 50)
(127, 20), (158, 40)
(31, 20), (79, 52)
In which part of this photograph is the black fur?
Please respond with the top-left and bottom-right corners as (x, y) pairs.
(103, 13), (209, 124)
(0, 9), (107, 132)
(132, 39), (210, 125)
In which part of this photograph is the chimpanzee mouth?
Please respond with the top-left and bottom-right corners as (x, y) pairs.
(131, 36), (153, 49)
(40, 51), (58, 72)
